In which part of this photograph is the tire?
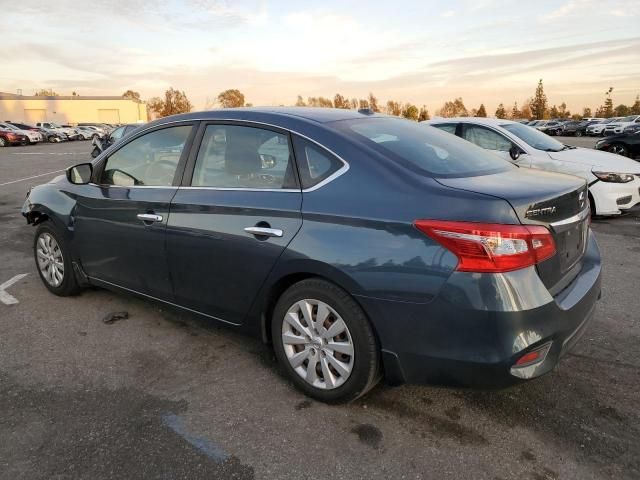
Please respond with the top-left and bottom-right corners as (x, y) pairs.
(33, 223), (80, 296)
(271, 278), (380, 403)
(47, 135), (57, 143)
(575, 130), (583, 137)
(609, 144), (629, 157)
(0, 136), (6, 147)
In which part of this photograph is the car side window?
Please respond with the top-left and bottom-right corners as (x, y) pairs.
(462, 125), (513, 152)
(432, 124), (457, 134)
(292, 136), (343, 189)
(101, 125), (191, 187)
(191, 124), (296, 189)
(109, 127), (125, 141)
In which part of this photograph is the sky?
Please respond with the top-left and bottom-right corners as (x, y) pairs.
(1, 0), (639, 114)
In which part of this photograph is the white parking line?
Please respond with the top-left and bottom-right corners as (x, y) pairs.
(0, 170), (65, 187)
(0, 274), (28, 305)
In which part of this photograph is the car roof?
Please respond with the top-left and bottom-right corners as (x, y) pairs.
(148, 107), (382, 130)
(425, 116), (518, 127)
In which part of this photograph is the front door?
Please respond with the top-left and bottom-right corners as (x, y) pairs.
(74, 123), (195, 299)
(166, 122), (303, 325)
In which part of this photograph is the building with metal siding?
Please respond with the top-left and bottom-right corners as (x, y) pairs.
(0, 92), (148, 124)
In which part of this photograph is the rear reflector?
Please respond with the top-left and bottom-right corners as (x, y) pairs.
(414, 220), (556, 273)
(514, 343), (552, 368)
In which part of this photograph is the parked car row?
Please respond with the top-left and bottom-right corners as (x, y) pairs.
(522, 116), (640, 137)
(0, 121), (122, 147)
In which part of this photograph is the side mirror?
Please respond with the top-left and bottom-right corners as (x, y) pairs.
(67, 163), (93, 184)
(509, 145), (522, 161)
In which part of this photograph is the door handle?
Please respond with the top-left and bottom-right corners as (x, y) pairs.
(244, 226), (283, 238)
(137, 213), (163, 223)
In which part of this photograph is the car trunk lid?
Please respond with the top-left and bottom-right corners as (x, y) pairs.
(435, 167), (589, 294)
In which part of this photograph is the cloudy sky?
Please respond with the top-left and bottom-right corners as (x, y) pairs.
(1, 0), (639, 114)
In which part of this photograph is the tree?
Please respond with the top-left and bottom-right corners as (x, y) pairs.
(318, 97), (333, 108)
(495, 103), (507, 119)
(368, 92), (380, 112)
(597, 87), (614, 118)
(613, 104), (631, 116)
(476, 104), (487, 117)
(582, 107), (592, 117)
(147, 88), (193, 118)
(520, 102), (532, 119)
(333, 94), (349, 109)
(295, 95), (306, 107)
(35, 88), (58, 96)
(385, 100), (402, 116)
(510, 102), (521, 119)
(350, 98), (359, 109)
(549, 105), (559, 118)
(217, 89), (245, 108)
(631, 95), (640, 115)
(402, 104), (419, 121)
(437, 97), (468, 117)
(531, 79), (548, 120)
(558, 102), (570, 119)
(418, 106), (430, 121)
(122, 90), (141, 101)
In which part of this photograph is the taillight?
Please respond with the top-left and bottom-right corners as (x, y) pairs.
(414, 220), (556, 273)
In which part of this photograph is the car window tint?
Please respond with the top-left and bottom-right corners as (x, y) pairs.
(192, 125), (295, 189)
(336, 117), (511, 177)
(462, 125), (512, 152)
(102, 125), (191, 187)
(292, 136), (343, 189)
(432, 124), (457, 134)
(110, 127), (125, 140)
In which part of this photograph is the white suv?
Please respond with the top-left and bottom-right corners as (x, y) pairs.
(424, 117), (640, 215)
(602, 115), (640, 136)
(586, 118), (623, 136)
(36, 122), (78, 140)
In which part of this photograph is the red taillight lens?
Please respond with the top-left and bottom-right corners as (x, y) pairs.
(414, 220), (556, 273)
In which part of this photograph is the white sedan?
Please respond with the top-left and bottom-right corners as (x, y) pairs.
(0, 122), (43, 144)
(423, 117), (640, 215)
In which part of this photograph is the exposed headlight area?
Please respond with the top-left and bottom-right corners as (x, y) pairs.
(592, 171), (636, 183)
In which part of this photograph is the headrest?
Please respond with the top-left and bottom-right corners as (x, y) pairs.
(225, 127), (262, 176)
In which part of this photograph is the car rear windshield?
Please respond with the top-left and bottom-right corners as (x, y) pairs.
(333, 117), (512, 177)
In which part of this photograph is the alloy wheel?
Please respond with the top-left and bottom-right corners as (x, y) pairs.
(282, 299), (354, 390)
(36, 232), (64, 287)
(610, 144), (628, 156)
(0, 137), (6, 147)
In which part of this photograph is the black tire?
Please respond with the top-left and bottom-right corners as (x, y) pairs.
(33, 223), (80, 296)
(272, 278), (380, 403)
(0, 136), (6, 147)
(575, 130), (583, 137)
(609, 144), (629, 157)
(47, 135), (56, 143)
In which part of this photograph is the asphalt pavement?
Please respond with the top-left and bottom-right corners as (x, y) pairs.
(0, 137), (638, 480)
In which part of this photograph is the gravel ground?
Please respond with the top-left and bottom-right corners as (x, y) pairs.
(0, 137), (638, 480)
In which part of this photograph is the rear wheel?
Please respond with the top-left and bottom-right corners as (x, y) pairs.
(34, 223), (80, 296)
(0, 137), (6, 147)
(272, 278), (380, 403)
(575, 130), (583, 137)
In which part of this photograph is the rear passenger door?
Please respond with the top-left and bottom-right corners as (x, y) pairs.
(165, 122), (303, 325)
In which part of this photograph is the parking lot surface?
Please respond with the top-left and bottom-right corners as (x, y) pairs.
(1, 138), (639, 480)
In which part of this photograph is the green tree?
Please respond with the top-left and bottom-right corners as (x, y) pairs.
(148, 88), (193, 118)
(631, 95), (640, 115)
(597, 87), (614, 117)
(318, 97), (333, 108)
(613, 104), (631, 116)
(122, 90), (141, 101)
(549, 105), (559, 118)
(510, 102), (521, 119)
(531, 79), (548, 120)
(402, 104), (419, 121)
(217, 89), (245, 108)
(558, 102), (570, 119)
(476, 104), (487, 117)
(582, 107), (592, 117)
(295, 95), (306, 106)
(358, 99), (370, 109)
(437, 97), (468, 117)
(520, 102), (532, 119)
(495, 103), (507, 119)
(386, 100), (402, 116)
(418, 106), (430, 121)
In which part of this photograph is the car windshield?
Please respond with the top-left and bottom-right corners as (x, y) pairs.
(500, 122), (565, 152)
(333, 117), (512, 177)
(49, 123), (63, 128)
(621, 115), (637, 122)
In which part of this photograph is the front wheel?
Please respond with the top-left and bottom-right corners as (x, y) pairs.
(609, 144), (629, 157)
(272, 278), (380, 403)
(0, 137), (6, 147)
(575, 130), (583, 137)
(34, 223), (80, 296)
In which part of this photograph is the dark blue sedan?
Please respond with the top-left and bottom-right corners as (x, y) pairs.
(23, 108), (601, 402)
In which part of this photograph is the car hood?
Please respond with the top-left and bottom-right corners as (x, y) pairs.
(547, 148), (640, 173)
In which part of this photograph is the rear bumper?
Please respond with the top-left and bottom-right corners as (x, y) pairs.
(357, 232), (602, 387)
